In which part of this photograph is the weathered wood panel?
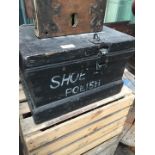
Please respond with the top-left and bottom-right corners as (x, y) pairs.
(24, 0), (34, 18)
(30, 121), (124, 155)
(71, 129), (122, 155)
(33, 0), (107, 38)
(27, 111), (128, 152)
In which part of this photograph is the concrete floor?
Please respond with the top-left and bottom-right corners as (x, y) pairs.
(115, 143), (135, 155)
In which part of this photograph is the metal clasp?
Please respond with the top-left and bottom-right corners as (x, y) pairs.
(96, 48), (109, 71)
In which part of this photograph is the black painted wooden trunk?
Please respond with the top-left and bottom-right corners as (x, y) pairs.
(19, 25), (135, 124)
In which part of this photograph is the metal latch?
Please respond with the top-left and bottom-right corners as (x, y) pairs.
(96, 48), (109, 71)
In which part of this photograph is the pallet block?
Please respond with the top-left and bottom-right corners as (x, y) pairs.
(19, 84), (134, 155)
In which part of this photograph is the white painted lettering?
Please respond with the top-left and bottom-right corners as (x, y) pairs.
(64, 80), (101, 97)
(79, 73), (86, 80)
(89, 81), (94, 89)
(70, 73), (79, 84)
(80, 85), (85, 92)
(98, 80), (101, 87)
(49, 71), (102, 99)
(73, 86), (79, 94)
(50, 76), (61, 89)
(65, 88), (72, 96)
(61, 74), (70, 86)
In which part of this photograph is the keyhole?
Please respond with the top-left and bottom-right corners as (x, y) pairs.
(71, 13), (78, 27)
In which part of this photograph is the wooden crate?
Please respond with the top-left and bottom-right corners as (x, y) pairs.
(19, 83), (134, 155)
(32, 0), (106, 38)
(83, 136), (120, 155)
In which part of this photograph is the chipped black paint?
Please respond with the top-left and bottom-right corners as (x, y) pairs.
(35, 0), (59, 35)
(91, 0), (107, 32)
(19, 25), (135, 124)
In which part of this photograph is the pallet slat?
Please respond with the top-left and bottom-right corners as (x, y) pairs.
(71, 128), (122, 155)
(27, 108), (129, 152)
(31, 122), (124, 155)
(83, 136), (119, 155)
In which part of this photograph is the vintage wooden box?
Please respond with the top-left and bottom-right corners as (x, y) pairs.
(32, 0), (107, 38)
(19, 25), (134, 123)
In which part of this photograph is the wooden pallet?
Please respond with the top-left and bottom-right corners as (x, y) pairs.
(19, 83), (134, 155)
